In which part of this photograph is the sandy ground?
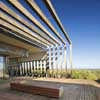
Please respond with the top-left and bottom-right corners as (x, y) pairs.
(0, 78), (100, 100)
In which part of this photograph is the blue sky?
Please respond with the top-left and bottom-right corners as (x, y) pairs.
(1, 0), (100, 69)
(51, 0), (100, 68)
(35, 0), (100, 68)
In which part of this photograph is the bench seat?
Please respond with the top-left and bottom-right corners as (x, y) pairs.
(10, 80), (63, 98)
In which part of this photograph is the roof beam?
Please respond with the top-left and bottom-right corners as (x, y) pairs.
(0, 19), (47, 49)
(43, 0), (72, 44)
(0, 11), (50, 46)
(27, 0), (65, 44)
(0, 27), (46, 51)
(8, 0), (61, 45)
(0, 2), (55, 45)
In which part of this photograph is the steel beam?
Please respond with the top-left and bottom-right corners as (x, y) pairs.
(43, 0), (72, 44)
(8, 0), (61, 45)
(27, 0), (65, 44)
(0, 2), (55, 45)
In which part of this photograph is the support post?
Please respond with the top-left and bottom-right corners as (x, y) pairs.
(70, 44), (73, 74)
(3, 56), (8, 79)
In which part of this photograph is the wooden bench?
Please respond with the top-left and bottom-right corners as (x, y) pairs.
(10, 80), (63, 98)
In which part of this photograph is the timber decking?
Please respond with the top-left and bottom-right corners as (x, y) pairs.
(0, 79), (99, 100)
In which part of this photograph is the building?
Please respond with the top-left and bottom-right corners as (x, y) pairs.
(0, 0), (72, 78)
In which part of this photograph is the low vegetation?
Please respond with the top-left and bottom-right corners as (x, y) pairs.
(48, 69), (100, 81)
(71, 69), (100, 80)
(2, 68), (100, 82)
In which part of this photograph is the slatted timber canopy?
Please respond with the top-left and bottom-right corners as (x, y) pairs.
(0, 0), (72, 56)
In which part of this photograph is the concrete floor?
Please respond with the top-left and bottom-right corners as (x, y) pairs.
(0, 79), (100, 100)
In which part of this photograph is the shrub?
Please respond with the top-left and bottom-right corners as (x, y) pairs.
(85, 71), (97, 80)
(71, 70), (98, 80)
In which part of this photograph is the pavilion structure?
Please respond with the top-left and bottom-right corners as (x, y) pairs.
(0, 0), (72, 78)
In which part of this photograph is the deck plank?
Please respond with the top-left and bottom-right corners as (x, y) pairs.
(0, 80), (99, 100)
